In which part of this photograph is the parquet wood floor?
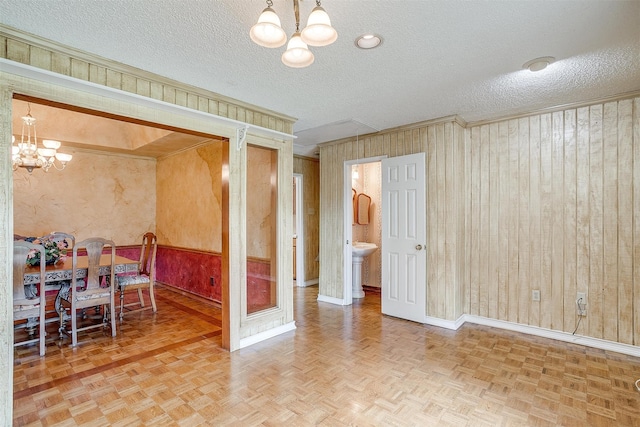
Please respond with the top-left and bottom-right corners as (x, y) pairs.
(13, 285), (640, 426)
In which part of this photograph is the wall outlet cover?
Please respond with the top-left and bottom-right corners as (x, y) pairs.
(532, 290), (540, 302)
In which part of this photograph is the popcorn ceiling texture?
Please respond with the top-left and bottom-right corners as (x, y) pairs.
(1, 0), (638, 156)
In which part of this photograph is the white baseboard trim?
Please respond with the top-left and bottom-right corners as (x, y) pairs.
(298, 278), (319, 288)
(424, 315), (465, 330)
(317, 294), (348, 306)
(463, 315), (640, 357)
(239, 321), (297, 349)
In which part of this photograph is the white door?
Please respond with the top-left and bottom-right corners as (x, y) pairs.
(381, 153), (426, 323)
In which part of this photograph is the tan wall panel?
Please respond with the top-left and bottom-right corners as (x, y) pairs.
(617, 99), (633, 345)
(156, 142), (222, 252)
(319, 119), (466, 319)
(465, 97), (640, 344)
(589, 105), (604, 338)
(563, 110), (577, 332)
(633, 98), (640, 345)
(575, 107), (590, 336)
(529, 115), (541, 327)
(13, 151), (155, 245)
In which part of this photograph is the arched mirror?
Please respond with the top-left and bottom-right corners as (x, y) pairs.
(352, 188), (357, 225)
(356, 193), (371, 225)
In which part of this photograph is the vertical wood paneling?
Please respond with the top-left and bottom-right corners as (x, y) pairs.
(445, 123), (459, 318)
(30, 46), (51, 70)
(454, 124), (465, 319)
(589, 105), (604, 339)
(479, 125), (490, 317)
(488, 123), (499, 319)
(469, 127), (480, 315)
(508, 119), (519, 323)
(436, 124), (446, 315)
(529, 115), (541, 327)
(563, 110), (577, 332)
(498, 121), (509, 321)
(7, 39), (29, 63)
(576, 107), (590, 336)
(319, 119), (465, 318)
(634, 98), (640, 345)
(617, 99), (633, 344)
(51, 52), (71, 75)
(465, 98), (638, 345)
(518, 118), (530, 324)
(551, 112), (564, 330)
(0, 86), (14, 427)
(539, 113), (552, 329)
(603, 102), (618, 341)
(427, 126), (438, 315)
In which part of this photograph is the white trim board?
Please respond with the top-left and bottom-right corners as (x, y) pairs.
(239, 322), (297, 349)
(317, 294), (349, 306)
(424, 315), (640, 358)
(299, 279), (319, 288)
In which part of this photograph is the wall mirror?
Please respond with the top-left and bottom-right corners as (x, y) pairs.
(352, 188), (357, 225)
(356, 193), (371, 225)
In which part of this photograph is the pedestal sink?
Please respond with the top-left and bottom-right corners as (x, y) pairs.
(352, 242), (378, 298)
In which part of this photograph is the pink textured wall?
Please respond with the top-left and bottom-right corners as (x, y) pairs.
(153, 245), (272, 311)
(155, 246), (222, 302)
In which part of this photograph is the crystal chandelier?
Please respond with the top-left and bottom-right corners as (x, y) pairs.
(11, 104), (72, 173)
(250, 0), (337, 68)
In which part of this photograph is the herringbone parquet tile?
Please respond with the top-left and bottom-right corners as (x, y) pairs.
(12, 285), (640, 426)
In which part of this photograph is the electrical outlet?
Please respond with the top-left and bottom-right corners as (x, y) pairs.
(532, 290), (540, 302)
(576, 292), (587, 316)
(210, 276), (215, 286)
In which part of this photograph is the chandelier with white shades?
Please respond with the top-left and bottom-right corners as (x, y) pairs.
(250, 0), (337, 68)
(12, 104), (72, 173)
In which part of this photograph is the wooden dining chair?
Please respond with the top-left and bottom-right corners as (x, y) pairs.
(58, 237), (117, 347)
(117, 232), (157, 321)
(47, 232), (75, 324)
(13, 241), (47, 356)
(49, 231), (75, 251)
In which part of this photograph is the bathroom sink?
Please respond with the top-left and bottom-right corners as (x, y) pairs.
(352, 242), (378, 257)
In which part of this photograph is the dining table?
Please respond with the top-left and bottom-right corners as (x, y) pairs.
(23, 254), (140, 287)
(22, 254), (139, 335)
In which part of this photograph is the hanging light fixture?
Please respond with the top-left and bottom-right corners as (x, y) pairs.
(11, 103), (72, 173)
(250, 0), (337, 68)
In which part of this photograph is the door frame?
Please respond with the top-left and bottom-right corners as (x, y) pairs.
(293, 173), (305, 287)
(343, 156), (386, 305)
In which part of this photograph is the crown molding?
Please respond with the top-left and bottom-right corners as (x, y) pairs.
(0, 23), (297, 124)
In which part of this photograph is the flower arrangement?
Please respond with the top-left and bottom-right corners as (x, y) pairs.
(24, 235), (69, 266)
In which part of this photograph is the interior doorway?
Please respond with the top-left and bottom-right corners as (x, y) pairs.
(293, 173), (305, 287)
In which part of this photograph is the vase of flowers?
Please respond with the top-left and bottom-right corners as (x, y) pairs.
(24, 235), (69, 266)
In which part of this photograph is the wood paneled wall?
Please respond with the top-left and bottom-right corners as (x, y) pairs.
(319, 96), (640, 346)
(466, 98), (640, 344)
(0, 25), (295, 135)
(293, 156), (320, 282)
(319, 118), (466, 320)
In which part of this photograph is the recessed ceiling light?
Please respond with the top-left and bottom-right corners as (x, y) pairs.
(355, 34), (382, 49)
(522, 56), (555, 72)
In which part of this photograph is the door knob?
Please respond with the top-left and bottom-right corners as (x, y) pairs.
(415, 244), (423, 250)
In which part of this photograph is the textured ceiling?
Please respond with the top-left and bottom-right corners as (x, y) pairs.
(1, 0), (639, 157)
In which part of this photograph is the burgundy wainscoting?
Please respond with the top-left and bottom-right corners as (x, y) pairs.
(116, 246), (140, 263)
(155, 246), (222, 302)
